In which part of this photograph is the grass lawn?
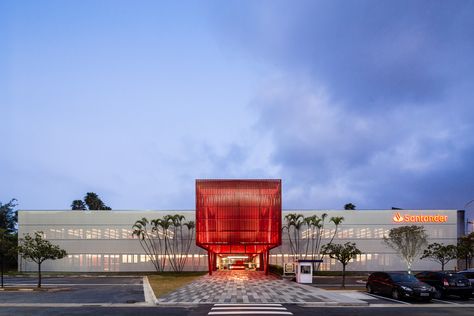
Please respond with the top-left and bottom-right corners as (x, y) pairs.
(148, 272), (206, 298)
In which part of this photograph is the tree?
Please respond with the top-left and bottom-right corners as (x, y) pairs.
(283, 213), (304, 260)
(344, 203), (356, 210)
(322, 242), (362, 287)
(164, 214), (196, 272)
(132, 214), (195, 272)
(458, 232), (474, 269)
(84, 192), (111, 210)
(383, 225), (427, 274)
(0, 199), (18, 233)
(420, 242), (457, 271)
(18, 232), (67, 288)
(70, 193), (111, 211)
(132, 218), (165, 272)
(284, 213), (344, 273)
(0, 229), (17, 288)
(0, 199), (18, 287)
(71, 200), (87, 210)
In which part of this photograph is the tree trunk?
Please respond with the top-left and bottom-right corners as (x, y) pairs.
(342, 264), (346, 288)
(37, 262), (42, 288)
(441, 262), (445, 271)
(1, 254), (4, 288)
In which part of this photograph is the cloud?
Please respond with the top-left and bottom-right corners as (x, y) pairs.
(248, 76), (474, 209)
(210, 1), (474, 208)
(213, 0), (474, 108)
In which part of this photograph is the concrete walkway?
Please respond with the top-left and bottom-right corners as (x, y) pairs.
(156, 270), (367, 305)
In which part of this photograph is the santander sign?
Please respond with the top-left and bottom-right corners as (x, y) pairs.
(392, 212), (448, 223)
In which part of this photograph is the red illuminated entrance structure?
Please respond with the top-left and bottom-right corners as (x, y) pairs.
(196, 179), (282, 275)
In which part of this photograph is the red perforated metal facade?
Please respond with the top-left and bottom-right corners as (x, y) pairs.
(196, 179), (282, 274)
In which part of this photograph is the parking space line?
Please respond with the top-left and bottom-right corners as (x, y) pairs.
(214, 304), (283, 307)
(432, 299), (460, 305)
(365, 293), (411, 304)
(212, 307), (288, 310)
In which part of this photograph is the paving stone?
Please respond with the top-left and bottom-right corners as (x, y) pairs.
(156, 270), (364, 304)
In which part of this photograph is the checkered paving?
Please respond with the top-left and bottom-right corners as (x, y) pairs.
(157, 270), (363, 304)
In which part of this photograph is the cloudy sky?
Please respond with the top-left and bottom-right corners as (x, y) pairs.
(2, 0), (474, 211)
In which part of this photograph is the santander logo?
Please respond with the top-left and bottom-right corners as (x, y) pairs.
(393, 212), (404, 222)
(392, 212), (448, 223)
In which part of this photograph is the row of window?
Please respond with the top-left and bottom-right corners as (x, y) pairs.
(296, 226), (455, 239)
(37, 228), (194, 240)
(21, 252), (449, 272)
(21, 253), (209, 272)
(22, 224), (456, 240)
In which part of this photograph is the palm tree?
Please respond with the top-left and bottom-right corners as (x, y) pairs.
(180, 221), (195, 271)
(284, 213), (304, 260)
(313, 213), (327, 261)
(308, 215), (323, 261)
(303, 216), (314, 259)
(84, 192), (111, 210)
(315, 216), (344, 271)
(71, 200), (86, 210)
(344, 203), (356, 210)
(327, 216), (345, 246)
(163, 214), (185, 272)
(132, 218), (162, 272)
(158, 217), (173, 271)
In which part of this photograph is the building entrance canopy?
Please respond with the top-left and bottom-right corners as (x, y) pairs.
(196, 179), (282, 274)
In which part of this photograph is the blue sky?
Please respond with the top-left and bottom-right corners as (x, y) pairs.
(2, 0), (474, 211)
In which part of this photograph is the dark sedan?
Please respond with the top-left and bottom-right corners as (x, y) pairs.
(366, 272), (434, 301)
(415, 271), (472, 299)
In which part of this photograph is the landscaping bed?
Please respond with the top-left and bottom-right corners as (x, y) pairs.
(147, 272), (206, 298)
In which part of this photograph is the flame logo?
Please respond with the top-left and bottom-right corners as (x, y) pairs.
(393, 212), (404, 222)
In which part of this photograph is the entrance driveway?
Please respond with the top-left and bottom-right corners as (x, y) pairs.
(157, 270), (366, 305)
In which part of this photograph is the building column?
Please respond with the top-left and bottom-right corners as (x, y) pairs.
(213, 252), (218, 271)
(207, 251), (213, 275)
(264, 250), (269, 275)
(259, 253), (264, 271)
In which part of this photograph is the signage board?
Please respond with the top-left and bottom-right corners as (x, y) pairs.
(392, 212), (448, 223)
(284, 263), (295, 274)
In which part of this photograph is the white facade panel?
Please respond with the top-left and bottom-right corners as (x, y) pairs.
(18, 209), (463, 272)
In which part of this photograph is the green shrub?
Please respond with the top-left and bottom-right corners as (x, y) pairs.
(269, 264), (283, 275)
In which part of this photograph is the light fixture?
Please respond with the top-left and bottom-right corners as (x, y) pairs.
(226, 256), (249, 259)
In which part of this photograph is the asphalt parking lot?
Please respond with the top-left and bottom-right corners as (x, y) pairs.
(355, 291), (474, 305)
(1, 275), (473, 315)
(0, 305), (473, 316)
(312, 275), (474, 306)
(364, 293), (474, 306)
(0, 276), (144, 304)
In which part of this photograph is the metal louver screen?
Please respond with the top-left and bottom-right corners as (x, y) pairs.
(196, 179), (282, 254)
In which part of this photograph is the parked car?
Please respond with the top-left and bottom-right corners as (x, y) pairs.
(457, 269), (474, 297)
(415, 271), (472, 299)
(366, 272), (434, 301)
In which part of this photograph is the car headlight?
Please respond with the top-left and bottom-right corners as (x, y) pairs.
(400, 286), (413, 292)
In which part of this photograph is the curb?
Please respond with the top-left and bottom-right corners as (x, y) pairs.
(142, 276), (158, 305)
(9, 275), (141, 278)
(301, 302), (369, 307)
(154, 301), (369, 306)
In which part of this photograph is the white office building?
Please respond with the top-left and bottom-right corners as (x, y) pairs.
(18, 209), (466, 273)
